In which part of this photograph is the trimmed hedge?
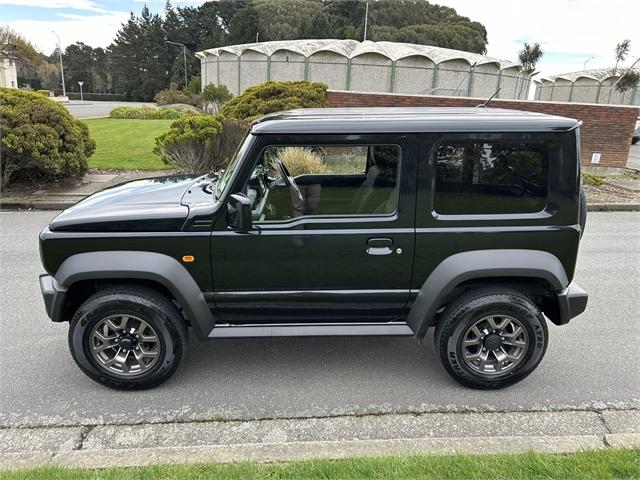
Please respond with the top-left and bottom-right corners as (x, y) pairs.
(109, 106), (183, 120)
(0, 88), (95, 188)
(67, 93), (127, 101)
(220, 81), (329, 121)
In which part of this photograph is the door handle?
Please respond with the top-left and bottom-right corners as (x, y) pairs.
(367, 237), (393, 256)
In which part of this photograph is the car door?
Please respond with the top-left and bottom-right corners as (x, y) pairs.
(211, 133), (418, 324)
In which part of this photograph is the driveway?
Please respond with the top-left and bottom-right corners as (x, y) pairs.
(628, 142), (640, 171)
(0, 211), (638, 428)
(64, 101), (153, 119)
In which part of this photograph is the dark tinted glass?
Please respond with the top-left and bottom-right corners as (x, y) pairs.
(435, 141), (549, 215)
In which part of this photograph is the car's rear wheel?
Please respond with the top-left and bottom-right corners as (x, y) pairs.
(435, 288), (548, 389)
(69, 285), (187, 390)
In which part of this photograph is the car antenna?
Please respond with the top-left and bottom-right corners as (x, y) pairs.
(476, 88), (501, 108)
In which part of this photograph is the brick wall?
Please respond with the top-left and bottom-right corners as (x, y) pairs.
(328, 90), (640, 170)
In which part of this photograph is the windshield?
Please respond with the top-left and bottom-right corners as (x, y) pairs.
(215, 133), (253, 201)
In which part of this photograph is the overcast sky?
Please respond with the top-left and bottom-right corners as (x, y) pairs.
(2, 0), (640, 79)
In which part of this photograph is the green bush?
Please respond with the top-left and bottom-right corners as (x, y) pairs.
(36, 89), (51, 96)
(154, 83), (198, 107)
(154, 115), (247, 174)
(582, 171), (605, 186)
(109, 106), (183, 120)
(158, 103), (201, 115)
(184, 76), (201, 96)
(220, 81), (329, 121)
(202, 84), (232, 113)
(0, 88), (95, 188)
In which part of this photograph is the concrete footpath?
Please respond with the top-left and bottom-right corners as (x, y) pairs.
(1, 409), (638, 470)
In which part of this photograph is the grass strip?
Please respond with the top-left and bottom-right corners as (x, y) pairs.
(2, 448), (639, 480)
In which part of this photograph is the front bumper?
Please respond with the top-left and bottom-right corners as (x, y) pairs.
(555, 281), (588, 325)
(39, 274), (67, 322)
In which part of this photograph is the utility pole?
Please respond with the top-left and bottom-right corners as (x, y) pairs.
(51, 31), (66, 97)
(166, 40), (188, 88)
(363, 2), (369, 42)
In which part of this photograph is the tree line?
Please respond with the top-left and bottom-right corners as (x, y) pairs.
(9, 0), (488, 101)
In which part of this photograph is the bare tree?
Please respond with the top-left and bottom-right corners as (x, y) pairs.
(613, 39), (631, 74)
(608, 39), (638, 102)
(517, 43), (543, 99)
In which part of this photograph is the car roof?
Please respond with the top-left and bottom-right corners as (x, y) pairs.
(250, 107), (581, 135)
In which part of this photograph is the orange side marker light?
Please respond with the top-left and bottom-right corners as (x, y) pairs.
(182, 255), (195, 263)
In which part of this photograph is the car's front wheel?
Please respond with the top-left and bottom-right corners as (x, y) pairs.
(69, 285), (187, 390)
(435, 288), (548, 389)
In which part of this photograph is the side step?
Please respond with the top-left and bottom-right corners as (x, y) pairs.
(208, 322), (414, 338)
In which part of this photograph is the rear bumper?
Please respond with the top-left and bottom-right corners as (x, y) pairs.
(39, 274), (67, 322)
(555, 281), (588, 325)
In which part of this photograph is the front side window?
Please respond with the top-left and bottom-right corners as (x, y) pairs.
(245, 144), (400, 222)
(435, 140), (550, 215)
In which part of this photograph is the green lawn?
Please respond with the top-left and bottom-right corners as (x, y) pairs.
(83, 118), (174, 170)
(2, 449), (638, 480)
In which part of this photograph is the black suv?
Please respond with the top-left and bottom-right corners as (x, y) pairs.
(39, 107), (588, 390)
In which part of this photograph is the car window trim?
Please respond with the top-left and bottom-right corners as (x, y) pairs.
(247, 142), (404, 224)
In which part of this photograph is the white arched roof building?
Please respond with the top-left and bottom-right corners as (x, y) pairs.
(196, 39), (531, 99)
(536, 68), (640, 105)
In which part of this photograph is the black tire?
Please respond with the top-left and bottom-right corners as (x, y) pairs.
(434, 288), (548, 389)
(69, 285), (187, 390)
(579, 185), (587, 238)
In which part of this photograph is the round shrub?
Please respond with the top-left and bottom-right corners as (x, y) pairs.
(36, 89), (51, 96)
(220, 81), (329, 121)
(154, 115), (247, 174)
(0, 88), (95, 188)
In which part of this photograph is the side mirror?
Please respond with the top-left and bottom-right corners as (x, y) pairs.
(227, 193), (252, 231)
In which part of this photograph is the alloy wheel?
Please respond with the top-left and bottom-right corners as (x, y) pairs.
(460, 315), (529, 376)
(89, 314), (160, 377)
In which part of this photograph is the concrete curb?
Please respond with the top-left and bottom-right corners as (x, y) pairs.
(587, 203), (640, 211)
(0, 409), (638, 471)
(0, 435), (608, 470)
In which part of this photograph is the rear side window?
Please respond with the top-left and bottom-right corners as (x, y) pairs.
(435, 140), (550, 215)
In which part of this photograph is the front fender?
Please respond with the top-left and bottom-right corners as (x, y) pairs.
(53, 251), (216, 340)
(407, 249), (570, 337)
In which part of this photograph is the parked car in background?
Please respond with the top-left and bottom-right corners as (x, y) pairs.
(39, 107), (589, 391)
(632, 118), (639, 144)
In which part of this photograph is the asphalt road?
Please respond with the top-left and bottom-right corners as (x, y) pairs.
(628, 142), (640, 170)
(64, 101), (152, 119)
(0, 212), (638, 428)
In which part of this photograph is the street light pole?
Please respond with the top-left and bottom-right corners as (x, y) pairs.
(52, 30), (66, 97)
(363, 2), (369, 41)
(166, 40), (188, 88)
(583, 56), (595, 71)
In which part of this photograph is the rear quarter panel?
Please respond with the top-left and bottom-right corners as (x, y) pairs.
(413, 130), (581, 290)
